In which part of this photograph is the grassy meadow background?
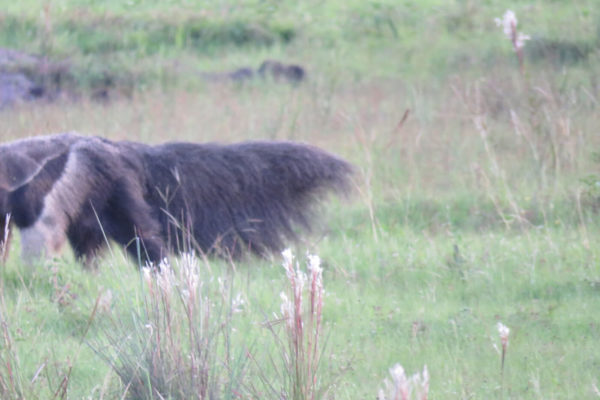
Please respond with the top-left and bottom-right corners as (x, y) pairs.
(1, 0), (600, 398)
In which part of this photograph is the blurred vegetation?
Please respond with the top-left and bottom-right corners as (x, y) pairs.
(0, 0), (598, 90)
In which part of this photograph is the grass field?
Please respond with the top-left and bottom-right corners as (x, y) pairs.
(1, 1), (600, 399)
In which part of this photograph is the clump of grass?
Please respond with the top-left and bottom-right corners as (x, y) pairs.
(250, 249), (335, 400)
(448, 8), (590, 229)
(376, 363), (429, 400)
(92, 253), (248, 399)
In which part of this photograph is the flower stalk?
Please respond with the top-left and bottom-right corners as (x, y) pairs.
(495, 10), (530, 74)
(497, 322), (510, 378)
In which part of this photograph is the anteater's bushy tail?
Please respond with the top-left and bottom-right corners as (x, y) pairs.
(154, 141), (354, 258)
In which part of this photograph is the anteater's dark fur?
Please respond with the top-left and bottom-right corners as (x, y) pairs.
(0, 133), (352, 266)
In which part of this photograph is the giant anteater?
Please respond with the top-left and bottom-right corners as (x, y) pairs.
(0, 133), (352, 266)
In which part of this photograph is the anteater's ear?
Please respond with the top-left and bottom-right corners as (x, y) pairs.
(0, 152), (64, 192)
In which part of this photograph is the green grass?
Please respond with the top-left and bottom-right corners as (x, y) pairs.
(2, 221), (599, 398)
(2, 0), (600, 398)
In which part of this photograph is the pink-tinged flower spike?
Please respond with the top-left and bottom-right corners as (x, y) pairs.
(497, 322), (510, 376)
(495, 10), (517, 40)
(415, 365), (429, 400)
(495, 10), (530, 73)
(282, 248), (294, 271)
(497, 322), (510, 347)
(377, 363), (429, 400)
(391, 364), (412, 400)
(514, 33), (531, 50)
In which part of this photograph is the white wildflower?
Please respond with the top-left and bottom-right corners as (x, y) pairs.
(158, 257), (170, 270)
(497, 322), (510, 347)
(497, 322), (511, 373)
(156, 260), (174, 294)
(232, 293), (245, 314)
(295, 267), (306, 294)
(177, 252), (200, 294)
(413, 365), (429, 400)
(280, 291), (293, 328)
(142, 266), (153, 288)
(387, 363), (411, 399)
(495, 9), (517, 39)
(307, 253), (322, 275)
(495, 9), (530, 50)
(281, 248), (293, 268)
(515, 32), (531, 50)
(378, 363), (429, 400)
(307, 253), (321, 271)
(389, 362), (406, 383)
(307, 253), (323, 291)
